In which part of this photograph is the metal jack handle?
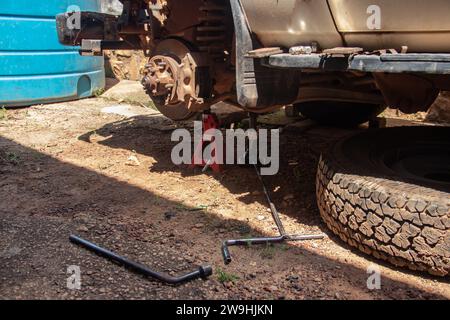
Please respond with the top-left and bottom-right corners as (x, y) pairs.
(70, 235), (213, 285)
(221, 114), (326, 264)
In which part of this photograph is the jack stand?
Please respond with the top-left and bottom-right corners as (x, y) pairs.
(190, 111), (222, 173)
(221, 113), (326, 264)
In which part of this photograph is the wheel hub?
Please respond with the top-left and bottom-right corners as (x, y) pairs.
(145, 55), (180, 105)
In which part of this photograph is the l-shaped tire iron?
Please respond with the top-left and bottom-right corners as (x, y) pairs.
(69, 235), (213, 285)
(69, 112), (325, 285)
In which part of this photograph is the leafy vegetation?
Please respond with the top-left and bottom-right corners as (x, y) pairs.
(0, 107), (7, 120)
(216, 268), (240, 283)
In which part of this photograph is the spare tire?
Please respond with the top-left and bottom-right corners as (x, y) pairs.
(296, 101), (386, 127)
(316, 126), (450, 276)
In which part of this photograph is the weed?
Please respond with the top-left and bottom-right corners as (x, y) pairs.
(5, 152), (20, 165)
(175, 203), (191, 211)
(98, 163), (112, 170)
(217, 268), (240, 283)
(198, 204), (209, 211)
(237, 224), (252, 235)
(152, 196), (163, 206)
(260, 244), (276, 260)
(145, 100), (157, 111)
(0, 107), (7, 120)
(93, 88), (105, 97)
(29, 150), (46, 161)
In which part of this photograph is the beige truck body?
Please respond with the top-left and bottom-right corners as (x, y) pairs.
(241, 0), (450, 52)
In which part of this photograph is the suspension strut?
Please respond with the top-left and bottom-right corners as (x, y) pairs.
(221, 114), (326, 264)
(196, 0), (230, 61)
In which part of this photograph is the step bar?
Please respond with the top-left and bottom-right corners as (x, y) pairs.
(262, 53), (450, 75)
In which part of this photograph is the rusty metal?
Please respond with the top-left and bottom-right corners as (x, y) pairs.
(141, 38), (214, 120)
(196, 2), (230, 60)
(144, 52), (210, 107)
(247, 47), (283, 58)
(144, 55), (179, 104)
(289, 44), (319, 56)
(139, 1), (236, 119)
(323, 47), (364, 55)
(373, 73), (440, 113)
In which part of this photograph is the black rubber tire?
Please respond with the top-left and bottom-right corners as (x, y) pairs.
(316, 126), (450, 276)
(296, 101), (386, 127)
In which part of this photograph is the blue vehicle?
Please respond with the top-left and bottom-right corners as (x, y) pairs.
(0, 0), (105, 107)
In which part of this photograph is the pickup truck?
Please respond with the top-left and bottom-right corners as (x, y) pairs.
(57, 0), (450, 276)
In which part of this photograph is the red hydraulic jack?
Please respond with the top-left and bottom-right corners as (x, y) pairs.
(190, 112), (223, 173)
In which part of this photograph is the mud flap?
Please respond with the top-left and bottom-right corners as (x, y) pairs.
(229, 0), (301, 109)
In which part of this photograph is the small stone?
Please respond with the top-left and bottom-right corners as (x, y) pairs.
(287, 275), (299, 282)
(256, 215), (266, 221)
(194, 223), (204, 229)
(164, 212), (176, 220)
(224, 282), (234, 289)
(76, 225), (88, 232)
(126, 154), (141, 166)
(264, 285), (278, 292)
(283, 194), (295, 201)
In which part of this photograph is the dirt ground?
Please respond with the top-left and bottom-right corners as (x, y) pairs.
(0, 91), (449, 300)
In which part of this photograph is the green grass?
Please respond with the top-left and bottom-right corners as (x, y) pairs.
(93, 88), (105, 97)
(144, 100), (157, 111)
(0, 107), (7, 120)
(175, 203), (209, 212)
(151, 195), (163, 206)
(216, 268), (240, 283)
(236, 224), (252, 236)
(28, 150), (46, 161)
(4, 152), (20, 165)
(196, 204), (209, 211)
(260, 244), (276, 260)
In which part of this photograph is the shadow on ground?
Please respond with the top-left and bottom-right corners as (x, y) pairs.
(78, 115), (329, 229)
(0, 115), (447, 299)
(76, 114), (450, 283)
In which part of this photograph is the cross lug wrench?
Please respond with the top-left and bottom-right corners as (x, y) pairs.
(221, 113), (326, 264)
